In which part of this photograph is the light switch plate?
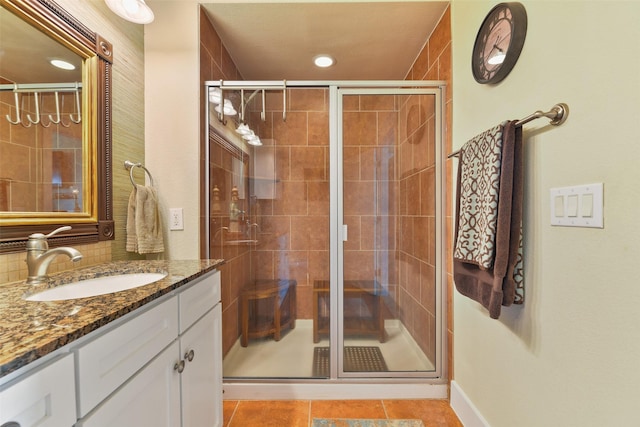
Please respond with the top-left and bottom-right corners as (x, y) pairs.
(550, 183), (603, 228)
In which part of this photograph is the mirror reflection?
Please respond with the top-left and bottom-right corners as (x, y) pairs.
(0, 4), (85, 213)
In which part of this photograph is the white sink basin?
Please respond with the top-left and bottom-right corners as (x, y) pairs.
(25, 272), (168, 302)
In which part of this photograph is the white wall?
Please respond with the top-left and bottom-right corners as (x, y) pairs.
(145, 0), (201, 259)
(451, 1), (640, 426)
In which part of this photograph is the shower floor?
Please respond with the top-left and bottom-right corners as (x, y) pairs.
(223, 319), (434, 378)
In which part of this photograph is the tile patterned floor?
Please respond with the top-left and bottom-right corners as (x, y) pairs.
(223, 399), (462, 427)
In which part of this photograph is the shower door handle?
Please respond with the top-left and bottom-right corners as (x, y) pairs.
(342, 224), (348, 241)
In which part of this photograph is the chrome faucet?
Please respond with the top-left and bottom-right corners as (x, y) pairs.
(26, 226), (83, 285)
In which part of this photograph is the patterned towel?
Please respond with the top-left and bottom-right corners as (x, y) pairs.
(454, 123), (504, 268)
(453, 121), (524, 318)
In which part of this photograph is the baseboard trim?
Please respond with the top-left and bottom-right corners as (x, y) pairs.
(223, 382), (448, 400)
(450, 380), (490, 427)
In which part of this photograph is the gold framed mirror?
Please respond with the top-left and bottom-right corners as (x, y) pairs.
(0, 0), (113, 253)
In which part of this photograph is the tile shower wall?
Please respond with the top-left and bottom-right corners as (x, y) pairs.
(200, 8), (247, 356)
(247, 89), (330, 323)
(208, 131), (252, 355)
(343, 93), (436, 361)
(342, 94), (400, 325)
(405, 6), (452, 378)
(397, 94), (437, 362)
(247, 89), (437, 363)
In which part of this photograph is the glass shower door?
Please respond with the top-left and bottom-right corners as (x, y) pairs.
(208, 83), (444, 384)
(338, 89), (441, 377)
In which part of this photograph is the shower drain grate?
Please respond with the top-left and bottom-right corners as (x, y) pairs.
(312, 346), (388, 377)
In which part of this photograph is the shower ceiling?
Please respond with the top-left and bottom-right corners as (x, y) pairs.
(201, 1), (449, 81)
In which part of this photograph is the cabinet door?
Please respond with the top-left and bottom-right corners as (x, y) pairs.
(77, 341), (181, 427)
(180, 305), (223, 427)
(75, 296), (178, 417)
(0, 354), (75, 427)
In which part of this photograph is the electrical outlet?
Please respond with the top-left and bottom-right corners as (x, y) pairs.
(169, 208), (184, 230)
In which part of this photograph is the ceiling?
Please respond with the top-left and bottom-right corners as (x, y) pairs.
(201, 2), (449, 81)
(1, 2), (449, 84)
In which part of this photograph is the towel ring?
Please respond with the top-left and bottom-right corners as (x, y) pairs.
(124, 160), (154, 187)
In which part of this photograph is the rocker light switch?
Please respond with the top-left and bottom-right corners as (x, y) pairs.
(550, 183), (603, 228)
(566, 195), (578, 217)
(554, 196), (565, 217)
(582, 194), (594, 217)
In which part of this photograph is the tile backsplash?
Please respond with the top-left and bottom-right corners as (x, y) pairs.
(0, 240), (112, 284)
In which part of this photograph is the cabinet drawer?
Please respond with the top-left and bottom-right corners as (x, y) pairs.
(75, 296), (178, 417)
(179, 270), (220, 333)
(0, 354), (75, 427)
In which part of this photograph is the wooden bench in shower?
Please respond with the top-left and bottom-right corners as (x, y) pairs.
(313, 279), (386, 344)
(240, 279), (297, 347)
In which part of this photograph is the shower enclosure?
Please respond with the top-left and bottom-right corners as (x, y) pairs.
(204, 80), (446, 398)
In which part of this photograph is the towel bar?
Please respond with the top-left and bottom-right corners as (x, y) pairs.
(447, 102), (569, 159)
(124, 160), (154, 187)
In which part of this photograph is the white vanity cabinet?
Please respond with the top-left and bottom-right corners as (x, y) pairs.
(0, 354), (76, 427)
(74, 269), (222, 427)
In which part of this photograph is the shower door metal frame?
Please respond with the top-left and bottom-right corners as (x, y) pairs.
(204, 80), (448, 393)
(331, 84), (446, 379)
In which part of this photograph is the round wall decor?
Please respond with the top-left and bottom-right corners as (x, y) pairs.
(472, 2), (527, 84)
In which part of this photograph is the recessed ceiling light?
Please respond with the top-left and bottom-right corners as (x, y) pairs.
(50, 59), (75, 70)
(313, 55), (335, 68)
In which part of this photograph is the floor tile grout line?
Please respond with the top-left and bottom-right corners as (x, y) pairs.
(381, 399), (389, 419)
(226, 400), (239, 427)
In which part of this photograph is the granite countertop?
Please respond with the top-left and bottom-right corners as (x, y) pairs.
(0, 259), (224, 379)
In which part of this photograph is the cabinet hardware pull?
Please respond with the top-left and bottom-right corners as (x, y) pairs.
(174, 360), (185, 373)
(185, 349), (195, 362)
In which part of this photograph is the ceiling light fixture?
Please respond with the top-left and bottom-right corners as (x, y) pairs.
(214, 99), (237, 116)
(50, 59), (75, 70)
(105, 0), (154, 24)
(313, 55), (335, 68)
(236, 123), (252, 135)
(209, 88), (222, 104)
(246, 135), (262, 146)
